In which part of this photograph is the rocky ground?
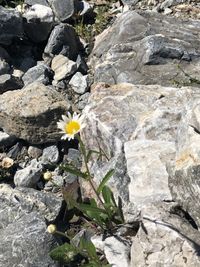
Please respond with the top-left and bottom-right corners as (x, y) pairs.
(0, 0), (200, 266)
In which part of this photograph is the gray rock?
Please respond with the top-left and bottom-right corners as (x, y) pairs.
(125, 140), (175, 206)
(0, 60), (10, 75)
(160, 0), (186, 10)
(81, 83), (200, 203)
(92, 235), (131, 267)
(44, 23), (82, 61)
(23, 4), (55, 43)
(28, 145), (43, 159)
(0, 184), (61, 267)
(0, 7), (23, 45)
(41, 145), (60, 166)
(0, 184), (62, 222)
(25, 0), (49, 6)
(69, 72), (88, 94)
(22, 63), (53, 86)
(89, 11), (200, 86)
(169, 97), (200, 228)
(0, 74), (23, 94)
(0, 212), (58, 267)
(76, 92), (90, 110)
(51, 55), (77, 81)
(14, 159), (43, 187)
(0, 46), (10, 62)
(131, 203), (200, 267)
(0, 131), (17, 148)
(48, 0), (76, 22)
(0, 82), (70, 144)
(7, 142), (26, 160)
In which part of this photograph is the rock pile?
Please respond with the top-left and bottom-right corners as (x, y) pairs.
(1, 0), (200, 266)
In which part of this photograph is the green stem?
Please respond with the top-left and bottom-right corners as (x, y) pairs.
(76, 134), (113, 227)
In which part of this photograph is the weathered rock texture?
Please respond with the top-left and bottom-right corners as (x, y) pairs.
(0, 184), (61, 267)
(89, 11), (200, 86)
(0, 82), (70, 144)
(131, 203), (200, 267)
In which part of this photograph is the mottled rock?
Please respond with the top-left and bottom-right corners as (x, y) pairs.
(14, 159), (43, 187)
(0, 82), (70, 144)
(41, 145), (60, 165)
(90, 11), (200, 86)
(81, 83), (200, 203)
(44, 23), (82, 61)
(131, 203), (200, 267)
(169, 97), (200, 228)
(28, 145), (43, 159)
(0, 184), (61, 267)
(0, 184), (62, 221)
(0, 74), (23, 94)
(23, 4), (55, 43)
(69, 72), (88, 94)
(22, 63), (53, 86)
(0, 7), (23, 45)
(51, 55), (77, 81)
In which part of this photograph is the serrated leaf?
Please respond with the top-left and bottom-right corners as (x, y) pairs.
(97, 169), (114, 195)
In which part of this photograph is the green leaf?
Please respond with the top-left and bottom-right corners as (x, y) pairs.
(79, 238), (99, 261)
(60, 164), (88, 179)
(49, 243), (76, 263)
(97, 169), (114, 195)
(74, 202), (107, 215)
(102, 185), (112, 205)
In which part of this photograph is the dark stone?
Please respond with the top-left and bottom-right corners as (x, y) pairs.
(22, 63), (53, 86)
(44, 23), (82, 61)
(0, 6), (23, 45)
(0, 74), (23, 94)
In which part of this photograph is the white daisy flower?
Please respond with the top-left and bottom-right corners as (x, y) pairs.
(57, 112), (86, 141)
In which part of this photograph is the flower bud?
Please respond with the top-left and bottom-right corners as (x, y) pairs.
(43, 171), (52, 181)
(47, 224), (57, 234)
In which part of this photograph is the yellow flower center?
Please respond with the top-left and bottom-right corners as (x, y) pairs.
(65, 121), (80, 135)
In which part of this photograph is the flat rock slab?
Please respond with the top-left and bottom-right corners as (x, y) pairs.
(89, 11), (200, 86)
(0, 82), (70, 144)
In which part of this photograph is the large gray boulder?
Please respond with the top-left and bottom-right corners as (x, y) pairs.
(89, 11), (200, 86)
(0, 184), (61, 267)
(0, 82), (70, 144)
(0, 6), (23, 45)
(81, 83), (200, 203)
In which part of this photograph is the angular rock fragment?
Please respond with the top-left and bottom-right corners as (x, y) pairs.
(51, 55), (77, 81)
(22, 63), (53, 86)
(44, 23), (82, 61)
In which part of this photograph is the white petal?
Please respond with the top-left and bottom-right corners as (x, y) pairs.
(61, 115), (69, 123)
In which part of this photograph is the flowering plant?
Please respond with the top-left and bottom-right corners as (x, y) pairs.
(48, 112), (124, 266)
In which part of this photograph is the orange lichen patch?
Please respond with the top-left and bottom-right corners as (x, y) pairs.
(176, 150), (200, 169)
